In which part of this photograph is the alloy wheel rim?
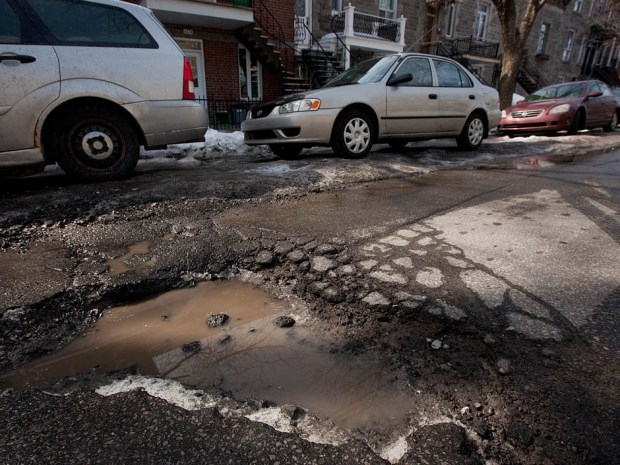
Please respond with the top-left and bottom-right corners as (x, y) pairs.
(344, 118), (370, 153)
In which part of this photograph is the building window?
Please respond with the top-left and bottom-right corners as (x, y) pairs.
(445, 2), (457, 37)
(573, 0), (583, 13)
(379, 0), (396, 19)
(331, 0), (342, 12)
(536, 22), (550, 55)
(474, 3), (489, 41)
(238, 47), (261, 100)
(562, 29), (575, 62)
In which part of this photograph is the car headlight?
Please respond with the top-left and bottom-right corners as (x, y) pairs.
(501, 110), (507, 118)
(279, 99), (321, 114)
(549, 104), (570, 115)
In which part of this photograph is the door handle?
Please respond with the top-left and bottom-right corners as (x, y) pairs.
(428, 94), (438, 99)
(0, 54), (36, 64)
(469, 95), (475, 100)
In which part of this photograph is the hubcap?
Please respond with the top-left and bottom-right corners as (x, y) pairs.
(344, 118), (370, 153)
(82, 130), (114, 160)
(468, 118), (484, 146)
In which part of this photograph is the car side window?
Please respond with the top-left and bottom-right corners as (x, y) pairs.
(599, 83), (612, 96)
(433, 59), (472, 88)
(0, 0), (21, 43)
(395, 57), (433, 87)
(589, 82), (601, 94)
(25, 0), (158, 48)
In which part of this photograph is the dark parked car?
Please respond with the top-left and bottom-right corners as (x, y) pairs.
(498, 80), (618, 137)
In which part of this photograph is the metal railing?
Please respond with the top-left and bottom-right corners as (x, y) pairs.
(330, 10), (402, 43)
(451, 37), (500, 59)
(199, 97), (262, 131)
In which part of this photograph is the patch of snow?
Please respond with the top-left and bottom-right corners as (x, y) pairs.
(95, 375), (219, 410)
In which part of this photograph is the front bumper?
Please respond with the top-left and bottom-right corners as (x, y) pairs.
(497, 114), (573, 135)
(241, 108), (340, 146)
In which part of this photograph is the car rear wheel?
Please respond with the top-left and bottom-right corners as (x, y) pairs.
(456, 113), (485, 150)
(51, 106), (139, 181)
(604, 111), (618, 132)
(331, 110), (374, 159)
(269, 144), (303, 159)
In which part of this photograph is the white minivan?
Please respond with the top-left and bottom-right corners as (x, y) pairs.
(0, 0), (208, 180)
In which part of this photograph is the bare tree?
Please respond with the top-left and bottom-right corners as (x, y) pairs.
(491, 0), (572, 108)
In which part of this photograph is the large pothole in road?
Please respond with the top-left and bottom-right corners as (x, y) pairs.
(1, 279), (414, 433)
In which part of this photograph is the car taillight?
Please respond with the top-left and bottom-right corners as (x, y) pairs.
(183, 57), (195, 100)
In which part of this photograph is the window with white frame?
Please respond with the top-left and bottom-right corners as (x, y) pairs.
(238, 47), (261, 100)
(474, 3), (489, 40)
(446, 2), (457, 37)
(573, 0), (583, 13)
(331, 0), (342, 12)
(536, 22), (550, 55)
(379, 0), (396, 19)
(562, 29), (576, 62)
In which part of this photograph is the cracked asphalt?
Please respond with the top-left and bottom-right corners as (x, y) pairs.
(1, 134), (620, 465)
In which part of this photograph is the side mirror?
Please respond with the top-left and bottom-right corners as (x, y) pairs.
(387, 73), (413, 86)
(588, 91), (603, 98)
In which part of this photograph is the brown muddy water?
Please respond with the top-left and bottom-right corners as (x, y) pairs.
(1, 280), (413, 430)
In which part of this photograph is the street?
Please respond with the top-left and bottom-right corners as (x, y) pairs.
(1, 133), (619, 465)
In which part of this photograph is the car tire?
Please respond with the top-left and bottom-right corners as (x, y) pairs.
(388, 140), (408, 150)
(269, 144), (303, 159)
(603, 111), (618, 132)
(331, 110), (374, 159)
(51, 106), (139, 181)
(456, 113), (485, 150)
(568, 109), (584, 135)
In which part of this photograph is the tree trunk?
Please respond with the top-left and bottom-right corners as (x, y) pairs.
(498, 43), (524, 109)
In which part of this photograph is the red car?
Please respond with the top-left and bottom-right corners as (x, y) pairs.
(498, 80), (619, 137)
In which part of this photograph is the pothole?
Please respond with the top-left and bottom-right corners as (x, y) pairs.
(1, 280), (414, 431)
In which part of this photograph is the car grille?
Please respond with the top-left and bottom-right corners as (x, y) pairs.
(251, 103), (276, 119)
(511, 109), (544, 118)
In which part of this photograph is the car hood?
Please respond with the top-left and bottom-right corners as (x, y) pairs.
(505, 97), (578, 113)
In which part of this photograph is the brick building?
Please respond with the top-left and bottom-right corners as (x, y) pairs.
(129, 0), (618, 128)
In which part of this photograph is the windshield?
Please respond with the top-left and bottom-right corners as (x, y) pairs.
(323, 55), (399, 88)
(525, 83), (586, 101)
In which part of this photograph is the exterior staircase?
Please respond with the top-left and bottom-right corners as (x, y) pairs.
(517, 56), (550, 93)
(234, 0), (309, 95)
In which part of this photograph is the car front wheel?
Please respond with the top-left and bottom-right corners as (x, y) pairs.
(50, 106), (140, 181)
(456, 113), (485, 150)
(331, 110), (374, 159)
(604, 111), (618, 132)
(269, 144), (303, 159)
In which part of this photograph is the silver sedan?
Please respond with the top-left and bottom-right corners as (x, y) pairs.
(241, 53), (501, 158)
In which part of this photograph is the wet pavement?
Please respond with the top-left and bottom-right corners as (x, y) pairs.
(1, 134), (620, 465)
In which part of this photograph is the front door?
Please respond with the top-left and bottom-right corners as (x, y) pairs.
(176, 39), (206, 104)
(385, 56), (440, 135)
(294, 0), (311, 47)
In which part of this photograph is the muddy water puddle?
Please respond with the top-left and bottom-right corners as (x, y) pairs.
(1, 280), (413, 430)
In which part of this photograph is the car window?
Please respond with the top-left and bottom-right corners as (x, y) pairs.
(599, 83), (612, 96)
(589, 82), (601, 94)
(323, 55), (399, 87)
(395, 57), (433, 87)
(527, 83), (585, 101)
(25, 0), (157, 48)
(433, 59), (472, 87)
(0, 0), (21, 43)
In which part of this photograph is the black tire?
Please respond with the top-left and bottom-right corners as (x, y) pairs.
(603, 110), (618, 132)
(456, 113), (485, 150)
(331, 110), (374, 159)
(269, 144), (303, 159)
(388, 140), (408, 150)
(50, 106), (139, 181)
(568, 109), (584, 135)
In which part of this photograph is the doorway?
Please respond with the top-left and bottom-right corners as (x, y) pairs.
(175, 38), (207, 104)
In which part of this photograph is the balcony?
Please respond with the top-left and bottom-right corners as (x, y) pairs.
(140, 0), (253, 30)
(323, 4), (406, 59)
